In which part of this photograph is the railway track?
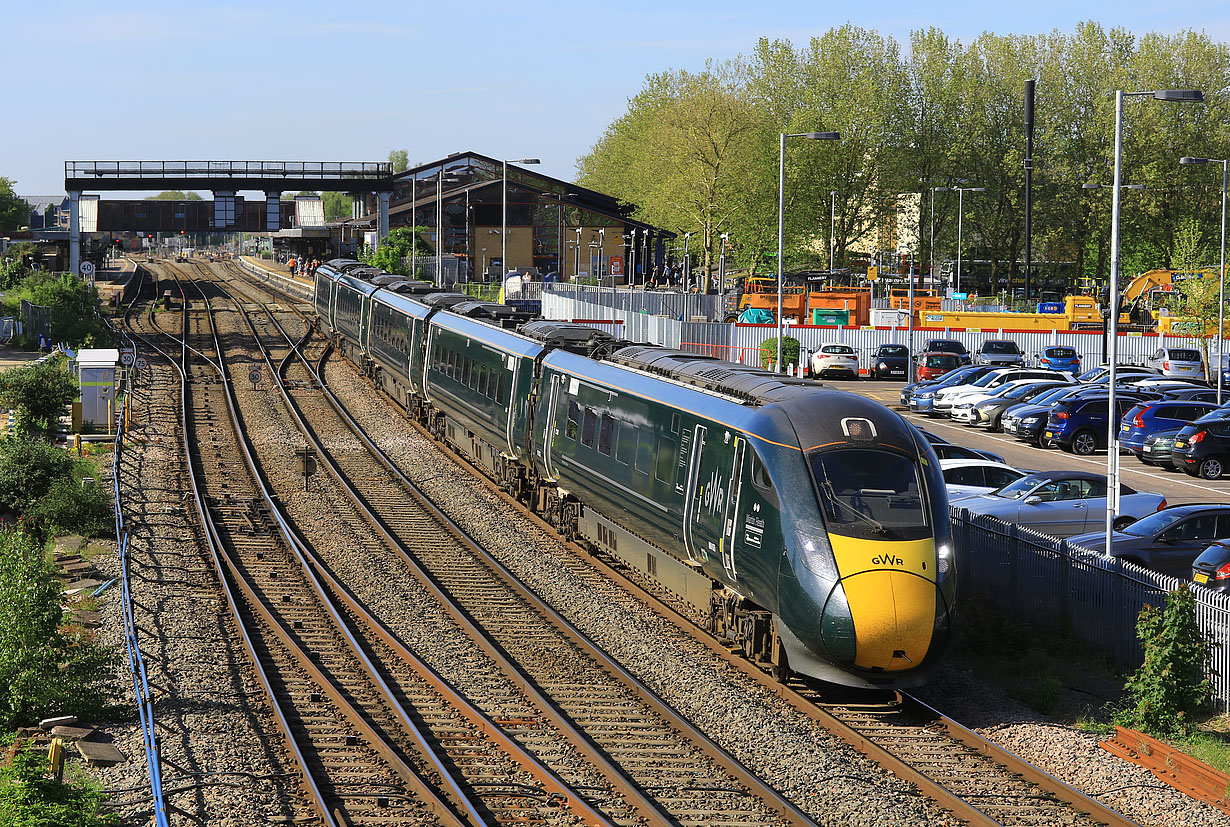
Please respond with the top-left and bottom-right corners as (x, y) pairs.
(131, 262), (619, 827)
(212, 259), (1147, 827)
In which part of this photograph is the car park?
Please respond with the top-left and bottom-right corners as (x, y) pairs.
(1043, 395), (1143, 455)
(1039, 345), (1081, 373)
(974, 339), (1025, 367)
(950, 470), (1165, 539)
(1192, 539), (1230, 591)
(868, 343), (910, 380)
(931, 368), (1075, 418)
(810, 343), (859, 378)
(1171, 413), (1230, 479)
(1003, 387), (1151, 447)
(904, 365), (997, 412)
(916, 352), (962, 381)
(909, 426), (1007, 463)
(939, 458), (1027, 499)
(921, 338), (972, 366)
(1138, 427), (1184, 469)
(1156, 385), (1222, 403)
(969, 380), (1072, 431)
(1068, 504), (1230, 578)
(1147, 346), (1205, 379)
(1118, 400), (1221, 454)
(948, 378), (1071, 425)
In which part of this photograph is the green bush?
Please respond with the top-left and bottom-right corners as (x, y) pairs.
(26, 478), (113, 539)
(759, 335), (800, 371)
(0, 529), (119, 731)
(1119, 584), (1213, 735)
(0, 360), (78, 437)
(0, 438), (73, 512)
(0, 742), (116, 827)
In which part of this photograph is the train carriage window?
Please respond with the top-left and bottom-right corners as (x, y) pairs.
(634, 430), (653, 475)
(479, 366), (491, 399)
(581, 408), (598, 448)
(498, 371), (510, 406)
(750, 451), (773, 491)
(655, 435), (676, 484)
(598, 413), (614, 455)
(671, 413), (680, 434)
(616, 421), (636, 465)
(565, 401), (580, 440)
(466, 357), (476, 389)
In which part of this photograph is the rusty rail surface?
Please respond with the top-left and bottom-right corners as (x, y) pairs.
(1101, 726), (1230, 814)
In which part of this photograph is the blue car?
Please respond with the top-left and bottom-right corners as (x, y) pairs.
(1119, 400), (1221, 454)
(906, 365), (997, 414)
(1039, 345), (1081, 374)
(1044, 394), (1144, 455)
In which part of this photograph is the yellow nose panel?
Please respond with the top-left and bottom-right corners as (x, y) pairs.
(829, 536), (937, 672)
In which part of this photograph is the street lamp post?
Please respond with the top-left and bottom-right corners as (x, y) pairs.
(954, 186), (986, 294)
(1103, 89), (1203, 556)
(830, 191), (837, 271)
(597, 227), (606, 287)
(411, 175), (417, 279)
(683, 231), (691, 289)
(930, 186), (951, 288)
(502, 158), (540, 278)
(777, 130), (840, 373)
(574, 227), (582, 279)
(1180, 156), (1228, 404)
(436, 168), (461, 287)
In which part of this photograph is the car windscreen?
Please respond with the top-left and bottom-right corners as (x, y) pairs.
(991, 476), (1043, 500)
(1033, 387), (1076, 405)
(1169, 349), (1202, 362)
(1046, 347), (1076, 358)
(879, 345), (908, 356)
(982, 341), (1020, 354)
(970, 372), (1005, 387)
(930, 340), (966, 353)
(1004, 382), (1047, 399)
(808, 449), (930, 541)
(925, 354), (958, 368)
(1120, 510), (1194, 537)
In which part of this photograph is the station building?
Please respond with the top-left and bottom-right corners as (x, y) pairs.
(358, 152), (672, 284)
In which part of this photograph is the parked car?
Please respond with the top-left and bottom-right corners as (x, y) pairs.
(867, 343), (910, 380)
(1147, 346), (1205, 379)
(1138, 427), (1184, 469)
(951, 470), (1165, 539)
(1171, 413), (1230, 479)
(939, 458), (1027, 499)
(949, 378), (1073, 425)
(1003, 387), (1151, 447)
(1069, 504), (1230, 578)
(1039, 345), (1081, 373)
(1158, 386), (1222, 403)
(904, 365), (997, 412)
(1044, 394), (1143, 455)
(922, 338), (972, 365)
(1078, 364), (1158, 383)
(974, 339), (1025, 367)
(1192, 539), (1230, 591)
(931, 368), (1075, 418)
(916, 352), (962, 381)
(1118, 400), (1221, 454)
(928, 442), (1007, 464)
(969, 380), (1072, 431)
(811, 343), (859, 378)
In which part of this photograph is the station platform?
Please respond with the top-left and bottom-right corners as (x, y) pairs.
(96, 258), (139, 306)
(236, 256), (314, 302)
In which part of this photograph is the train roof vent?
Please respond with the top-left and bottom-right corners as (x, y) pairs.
(350, 266), (385, 280)
(453, 301), (537, 329)
(520, 320), (620, 355)
(384, 280), (436, 295)
(421, 292), (473, 308)
(369, 273), (404, 286)
(326, 258), (364, 272)
(608, 346), (823, 404)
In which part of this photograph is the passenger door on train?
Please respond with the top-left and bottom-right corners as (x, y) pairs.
(681, 425), (739, 577)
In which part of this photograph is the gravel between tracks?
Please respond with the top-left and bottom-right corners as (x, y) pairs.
(322, 354), (1230, 827)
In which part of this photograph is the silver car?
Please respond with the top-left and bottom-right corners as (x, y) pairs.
(950, 470), (1166, 538)
(1147, 347), (1205, 379)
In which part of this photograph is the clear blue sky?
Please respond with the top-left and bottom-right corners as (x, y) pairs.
(4, 1), (1227, 196)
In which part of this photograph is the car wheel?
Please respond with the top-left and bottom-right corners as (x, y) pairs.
(1033, 433), (1050, 448)
(1199, 456), (1225, 480)
(1071, 431), (1098, 455)
(1113, 516), (1136, 531)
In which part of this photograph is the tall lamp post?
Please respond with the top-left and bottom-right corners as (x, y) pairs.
(954, 186), (986, 294)
(502, 158), (540, 278)
(829, 191), (837, 271)
(683, 231), (691, 288)
(1180, 155), (1228, 405)
(436, 169), (462, 287)
(1103, 89), (1203, 556)
(574, 227), (582, 279)
(777, 131), (840, 373)
(930, 186), (951, 287)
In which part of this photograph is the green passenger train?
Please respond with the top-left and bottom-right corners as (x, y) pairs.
(313, 259), (957, 688)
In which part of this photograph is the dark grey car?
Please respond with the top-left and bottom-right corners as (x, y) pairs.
(975, 339), (1025, 367)
(971, 380), (1071, 430)
(1067, 504), (1230, 577)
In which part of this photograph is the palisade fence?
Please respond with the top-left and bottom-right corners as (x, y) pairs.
(542, 289), (1220, 372)
(956, 507), (1230, 711)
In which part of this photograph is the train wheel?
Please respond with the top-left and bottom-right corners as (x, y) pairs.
(770, 648), (791, 684)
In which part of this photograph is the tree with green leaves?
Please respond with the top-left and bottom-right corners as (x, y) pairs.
(0, 528), (118, 732)
(388, 149), (409, 173)
(361, 227), (433, 278)
(0, 741), (116, 826)
(145, 191), (202, 200)
(0, 178), (27, 233)
(322, 190), (351, 221)
(0, 361), (79, 437)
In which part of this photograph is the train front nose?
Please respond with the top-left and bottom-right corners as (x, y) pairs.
(819, 537), (945, 672)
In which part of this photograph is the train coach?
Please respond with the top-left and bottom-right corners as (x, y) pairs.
(313, 259), (957, 689)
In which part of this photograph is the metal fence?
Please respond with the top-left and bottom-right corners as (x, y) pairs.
(955, 507), (1230, 710)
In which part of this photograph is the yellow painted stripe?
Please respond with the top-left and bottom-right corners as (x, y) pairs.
(829, 535), (937, 672)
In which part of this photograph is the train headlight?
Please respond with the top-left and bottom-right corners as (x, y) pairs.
(936, 542), (953, 579)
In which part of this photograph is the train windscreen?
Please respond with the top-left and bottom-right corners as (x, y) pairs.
(808, 449), (930, 541)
